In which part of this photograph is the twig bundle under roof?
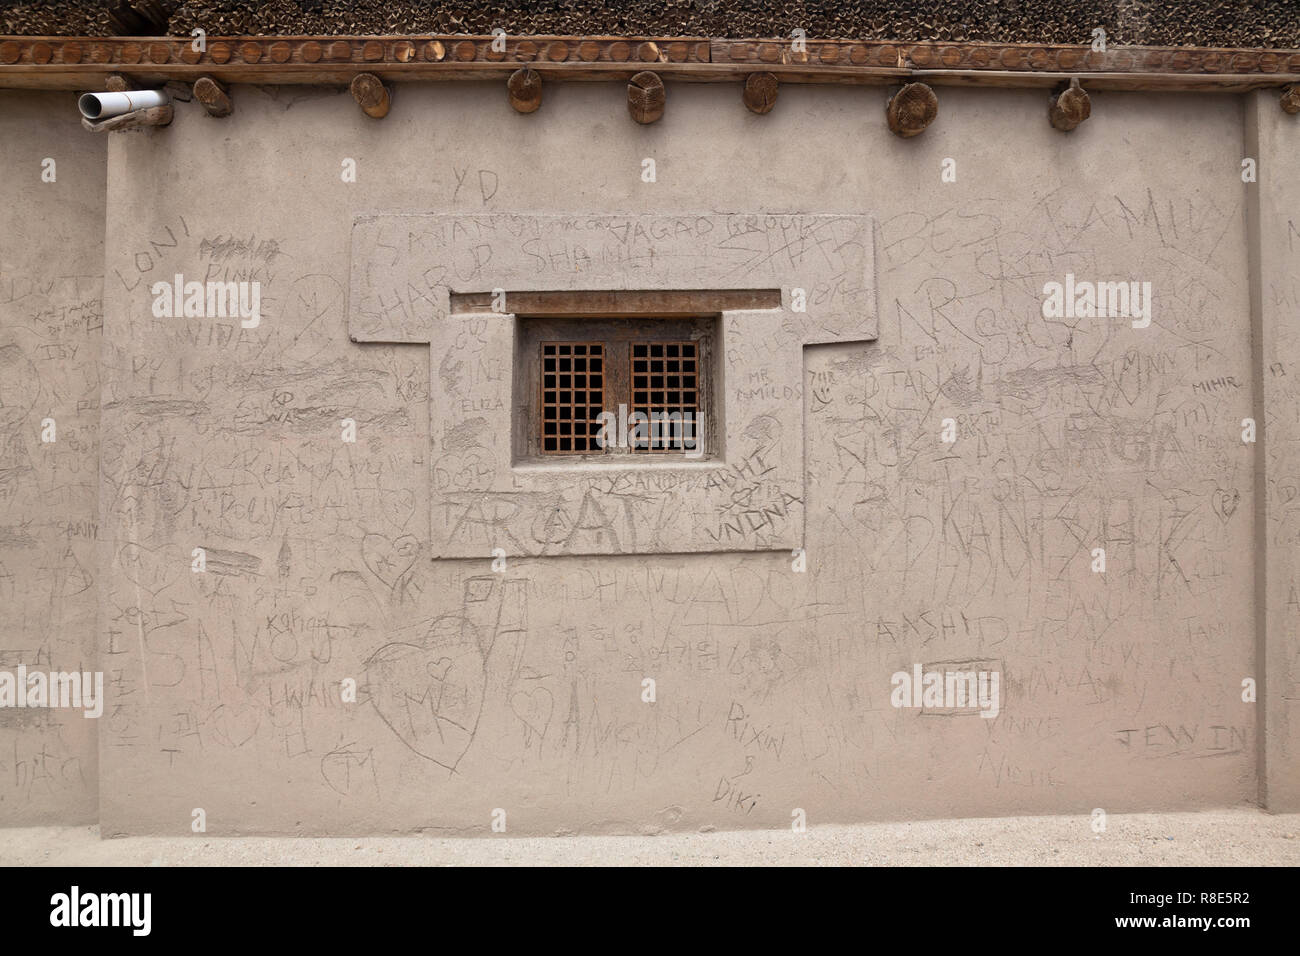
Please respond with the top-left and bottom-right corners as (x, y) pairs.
(2, 1), (1300, 49)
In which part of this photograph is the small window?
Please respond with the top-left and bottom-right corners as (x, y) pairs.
(516, 316), (715, 461)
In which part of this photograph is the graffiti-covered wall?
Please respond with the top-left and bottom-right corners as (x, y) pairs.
(0, 92), (103, 824)
(2, 80), (1296, 834)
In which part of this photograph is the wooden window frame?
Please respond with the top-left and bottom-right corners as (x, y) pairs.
(515, 315), (717, 462)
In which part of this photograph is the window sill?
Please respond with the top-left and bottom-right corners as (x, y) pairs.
(512, 456), (724, 473)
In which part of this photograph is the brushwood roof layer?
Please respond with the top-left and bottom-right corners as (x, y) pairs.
(3, 1), (1299, 49)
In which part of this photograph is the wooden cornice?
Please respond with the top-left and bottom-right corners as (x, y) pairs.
(1, 35), (1298, 91)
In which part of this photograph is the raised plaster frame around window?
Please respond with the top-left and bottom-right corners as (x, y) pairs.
(348, 213), (877, 558)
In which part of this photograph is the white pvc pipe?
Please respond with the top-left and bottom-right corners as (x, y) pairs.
(78, 89), (168, 120)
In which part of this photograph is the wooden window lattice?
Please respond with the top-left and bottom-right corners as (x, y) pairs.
(540, 342), (605, 454)
(630, 341), (699, 452)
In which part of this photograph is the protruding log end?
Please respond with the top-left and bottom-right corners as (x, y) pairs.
(1050, 78), (1092, 131)
(886, 82), (937, 138)
(104, 73), (130, 93)
(508, 68), (542, 113)
(628, 70), (665, 124)
(350, 72), (391, 119)
(743, 72), (779, 115)
(193, 76), (232, 118)
(1282, 84), (1300, 115)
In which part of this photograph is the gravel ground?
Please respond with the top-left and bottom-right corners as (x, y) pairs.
(2, 809), (1298, 866)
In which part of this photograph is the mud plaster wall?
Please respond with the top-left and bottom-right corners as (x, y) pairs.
(62, 81), (1293, 834)
(0, 92), (103, 824)
(1250, 90), (1300, 814)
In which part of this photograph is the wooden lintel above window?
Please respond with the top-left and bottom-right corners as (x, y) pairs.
(451, 289), (781, 317)
(1, 36), (1298, 92)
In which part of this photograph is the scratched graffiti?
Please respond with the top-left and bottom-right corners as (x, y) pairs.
(0, 96), (103, 824)
(347, 212), (877, 557)
(0, 85), (1281, 834)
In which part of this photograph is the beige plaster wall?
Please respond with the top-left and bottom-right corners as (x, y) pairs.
(7, 79), (1284, 834)
(1249, 89), (1300, 814)
(0, 91), (103, 825)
